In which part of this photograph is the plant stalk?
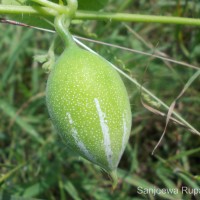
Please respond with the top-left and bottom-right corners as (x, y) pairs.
(0, 5), (200, 26)
(31, 0), (67, 14)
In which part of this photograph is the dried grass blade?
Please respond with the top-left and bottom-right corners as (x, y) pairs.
(152, 70), (200, 154)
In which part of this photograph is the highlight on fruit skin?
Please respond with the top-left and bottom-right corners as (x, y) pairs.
(45, 14), (132, 183)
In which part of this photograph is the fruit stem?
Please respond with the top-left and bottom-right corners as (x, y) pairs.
(54, 14), (76, 48)
(54, 0), (78, 48)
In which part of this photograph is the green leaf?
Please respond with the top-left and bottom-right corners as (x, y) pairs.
(0, 163), (24, 184)
(0, 0), (54, 29)
(77, 0), (108, 11)
(168, 147), (200, 161)
(1, 0), (26, 5)
(1, 0), (109, 11)
(0, 0), (57, 7)
(0, 0), (108, 30)
(0, 100), (44, 144)
(1, 15), (54, 30)
(156, 168), (182, 199)
(0, 192), (44, 200)
(22, 183), (45, 198)
(177, 172), (200, 189)
(63, 179), (81, 200)
(118, 169), (178, 200)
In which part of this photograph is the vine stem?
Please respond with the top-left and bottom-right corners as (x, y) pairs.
(0, 5), (57, 16)
(75, 12), (200, 26)
(67, 0), (78, 17)
(31, 0), (68, 14)
(0, 5), (200, 26)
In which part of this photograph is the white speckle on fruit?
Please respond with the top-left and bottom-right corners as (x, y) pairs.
(66, 112), (95, 162)
(94, 98), (113, 169)
(122, 113), (128, 150)
(66, 112), (73, 124)
(118, 113), (129, 161)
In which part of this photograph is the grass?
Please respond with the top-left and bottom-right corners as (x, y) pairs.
(0, 0), (200, 199)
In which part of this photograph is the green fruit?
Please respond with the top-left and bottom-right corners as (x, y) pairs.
(46, 15), (132, 176)
(46, 45), (131, 171)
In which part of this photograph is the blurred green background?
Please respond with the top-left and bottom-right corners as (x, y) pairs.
(0, 0), (200, 199)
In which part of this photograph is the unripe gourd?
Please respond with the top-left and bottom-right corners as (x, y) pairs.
(46, 15), (132, 182)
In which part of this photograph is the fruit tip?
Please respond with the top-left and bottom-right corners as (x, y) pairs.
(109, 169), (118, 191)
